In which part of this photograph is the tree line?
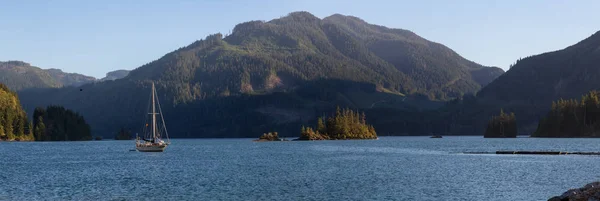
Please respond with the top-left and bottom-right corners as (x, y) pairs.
(33, 106), (92, 141)
(484, 109), (517, 138)
(0, 83), (34, 141)
(114, 127), (132, 140)
(533, 91), (600, 137)
(299, 107), (377, 140)
(0, 82), (92, 141)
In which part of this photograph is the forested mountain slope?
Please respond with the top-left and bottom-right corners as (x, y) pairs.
(17, 12), (503, 137)
(440, 30), (600, 135)
(0, 61), (96, 91)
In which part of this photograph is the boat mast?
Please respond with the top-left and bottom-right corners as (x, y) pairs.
(152, 82), (157, 142)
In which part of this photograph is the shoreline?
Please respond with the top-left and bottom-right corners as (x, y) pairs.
(7, 136), (600, 142)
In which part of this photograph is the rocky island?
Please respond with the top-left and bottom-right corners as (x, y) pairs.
(114, 127), (132, 140)
(253, 132), (286, 142)
(548, 181), (600, 201)
(297, 107), (377, 140)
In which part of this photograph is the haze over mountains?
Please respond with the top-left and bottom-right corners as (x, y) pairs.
(10, 11), (600, 138)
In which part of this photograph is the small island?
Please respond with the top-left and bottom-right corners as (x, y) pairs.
(253, 132), (286, 142)
(114, 127), (132, 140)
(484, 109), (517, 138)
(297, 107), (377, 140)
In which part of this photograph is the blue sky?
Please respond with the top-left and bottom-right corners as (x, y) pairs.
(1, 0), (598, 78)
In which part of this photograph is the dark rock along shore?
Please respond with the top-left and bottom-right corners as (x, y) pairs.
(549, 182), (600, 201)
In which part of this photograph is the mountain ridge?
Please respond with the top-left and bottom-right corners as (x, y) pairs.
(443, 30), (600, 135)
(17, 11), (503, 137)
(0, 60), (131, 90)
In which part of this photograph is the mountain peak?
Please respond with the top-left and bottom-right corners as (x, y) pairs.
(284, 11), (319, 20)
(1, 60), (30, 67)
(324, 13), (367, 24)
(270, 11), (321, 25)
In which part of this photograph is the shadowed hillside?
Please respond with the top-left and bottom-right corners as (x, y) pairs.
(17, 11), (503, 138)
(440, 30), (600, 135)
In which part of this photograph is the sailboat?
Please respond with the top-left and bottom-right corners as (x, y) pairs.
(136, 82), (170, 152)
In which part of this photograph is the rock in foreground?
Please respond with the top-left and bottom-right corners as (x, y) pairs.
(549, 182), (600, 201)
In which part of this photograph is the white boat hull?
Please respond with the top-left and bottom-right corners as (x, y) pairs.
(136, 144), (168, 152)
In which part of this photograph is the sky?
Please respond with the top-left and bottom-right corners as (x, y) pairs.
(0, 0), (598, 78)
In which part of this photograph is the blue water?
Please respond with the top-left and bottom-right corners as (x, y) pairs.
(1, 137), (599, 201)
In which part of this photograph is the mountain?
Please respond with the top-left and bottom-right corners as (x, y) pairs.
(441, 30), (600, 135)
(17, 12), (503, 138)
(0, 61), (96, 91)
(99, 70), (130, 81)
(478, 31), (600, 102)
(46, 68), (96, 87)
(322, 14), (504, 98)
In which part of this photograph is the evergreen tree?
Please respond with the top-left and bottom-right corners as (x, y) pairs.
(533, 91), (600, 137)
(0, 83), (30, 141)
(32, 106), (91, 141)
(114, 127), (132, 140)
(317, 117), (326, 134)
(484, 109), (517, 138)
(299, 107), (377, 140)
(257, 132), (280, 141)
(34, 116), (45, 141)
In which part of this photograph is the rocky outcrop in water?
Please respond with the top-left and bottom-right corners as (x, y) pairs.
(253, 132), (285, 142)
(549, 182), (600, 201)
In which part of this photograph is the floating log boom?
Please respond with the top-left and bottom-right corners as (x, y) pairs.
(463, 151), (600, 155)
